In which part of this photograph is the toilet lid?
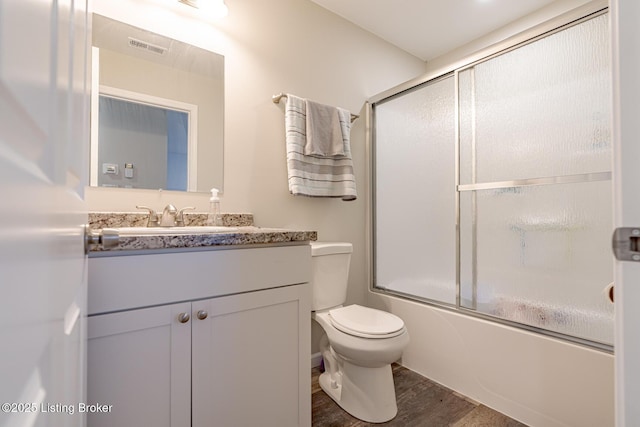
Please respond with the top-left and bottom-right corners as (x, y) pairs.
(328, 305), (405, 338)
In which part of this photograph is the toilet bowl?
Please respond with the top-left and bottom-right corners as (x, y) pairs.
(314, 305), (408, 368)
(310, 242), (409, 423)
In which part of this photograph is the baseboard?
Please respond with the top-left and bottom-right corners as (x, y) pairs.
(311, 352), (322, 368)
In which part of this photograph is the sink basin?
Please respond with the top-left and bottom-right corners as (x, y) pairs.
(105, 226), (241, 236)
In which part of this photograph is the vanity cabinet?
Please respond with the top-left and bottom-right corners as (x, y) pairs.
(87, 302), (191, 427)
(191, 285), (307, 427)
(87, 245), (311, 427)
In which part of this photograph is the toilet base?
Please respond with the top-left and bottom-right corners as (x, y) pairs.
(318, 360), (398, 423)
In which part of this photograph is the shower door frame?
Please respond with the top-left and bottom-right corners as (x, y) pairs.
(368, 0), (612, 352)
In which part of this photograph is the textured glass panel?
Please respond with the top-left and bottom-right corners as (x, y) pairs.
(458, 70), (473, 185)
(375, 77), (456, 304)
(459, 14), (611, 184)
(460, 180), (613, 345)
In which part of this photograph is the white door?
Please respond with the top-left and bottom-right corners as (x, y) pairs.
(0, 1), (89, 426)
(611, 1), (640, 426)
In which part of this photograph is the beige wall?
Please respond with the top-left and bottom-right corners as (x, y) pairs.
(89, 0), (427, 349)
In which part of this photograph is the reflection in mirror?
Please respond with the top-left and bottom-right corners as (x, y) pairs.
(90, 14), (224, 192)
(97, 87), (196, 190)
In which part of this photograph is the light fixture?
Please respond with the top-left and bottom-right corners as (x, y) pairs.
(178, 0), (228, 18)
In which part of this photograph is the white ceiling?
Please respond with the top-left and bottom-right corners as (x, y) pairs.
(309, 0), (560, 61)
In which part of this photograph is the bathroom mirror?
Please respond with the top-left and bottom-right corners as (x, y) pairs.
(90, 14), (224, 192)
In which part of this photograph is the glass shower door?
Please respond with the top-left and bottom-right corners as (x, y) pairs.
(374, 76), (457, 305)
(458, 13), (613, 345)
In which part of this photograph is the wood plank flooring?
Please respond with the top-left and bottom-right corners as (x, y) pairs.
(312, 364), (528, 427)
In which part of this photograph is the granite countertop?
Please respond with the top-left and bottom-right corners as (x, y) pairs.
(88, 212), (317, 253)
(91, 226), (317, 252)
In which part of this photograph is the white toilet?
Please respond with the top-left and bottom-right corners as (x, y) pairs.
(311, 242), (409, 423)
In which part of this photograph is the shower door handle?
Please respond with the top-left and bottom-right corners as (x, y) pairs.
(612, 227), (640, 261)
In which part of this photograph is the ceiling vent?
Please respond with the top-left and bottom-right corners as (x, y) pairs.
(127, 37), (167, 56)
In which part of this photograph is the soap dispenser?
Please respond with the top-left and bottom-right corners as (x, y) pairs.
(207, 188), (222, 226)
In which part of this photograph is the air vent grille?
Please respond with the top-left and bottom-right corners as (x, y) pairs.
(127, 37), (167, 55)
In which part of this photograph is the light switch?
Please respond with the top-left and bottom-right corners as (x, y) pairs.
(124, 163), (134, 178)
(102, 163), (118, 175)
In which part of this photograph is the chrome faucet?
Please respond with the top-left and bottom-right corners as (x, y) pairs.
(137, 204), (194, 227)
(159, 204), (178, 227)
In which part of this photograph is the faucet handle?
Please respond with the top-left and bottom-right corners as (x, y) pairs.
(176, 207), (196, 227)
(136, 205), (159, 227)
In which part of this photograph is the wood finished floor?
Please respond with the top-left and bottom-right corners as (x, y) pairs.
(312, 364), (528, 427)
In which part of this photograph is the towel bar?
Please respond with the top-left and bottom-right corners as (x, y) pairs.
(272, 93), (359, 123)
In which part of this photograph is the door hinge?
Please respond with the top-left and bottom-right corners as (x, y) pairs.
(612, 227), (640, 262)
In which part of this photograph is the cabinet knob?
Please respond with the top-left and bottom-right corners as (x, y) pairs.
(196, 310), (208, 320)
(177, 312), (190, 323)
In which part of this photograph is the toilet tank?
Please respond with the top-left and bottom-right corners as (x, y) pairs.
(310, 242), (353, 311)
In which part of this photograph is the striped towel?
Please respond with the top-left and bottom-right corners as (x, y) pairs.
(285, 94), (357, 201)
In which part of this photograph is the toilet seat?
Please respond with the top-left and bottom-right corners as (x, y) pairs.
(328, 305), (405, 339)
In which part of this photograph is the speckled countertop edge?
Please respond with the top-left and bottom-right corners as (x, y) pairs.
(91, 227), (318, 252)
(88, 212), (317, 252)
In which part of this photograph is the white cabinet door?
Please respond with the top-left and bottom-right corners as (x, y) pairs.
(192, 284), (311, 427)
(87, 302), (191, 427)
